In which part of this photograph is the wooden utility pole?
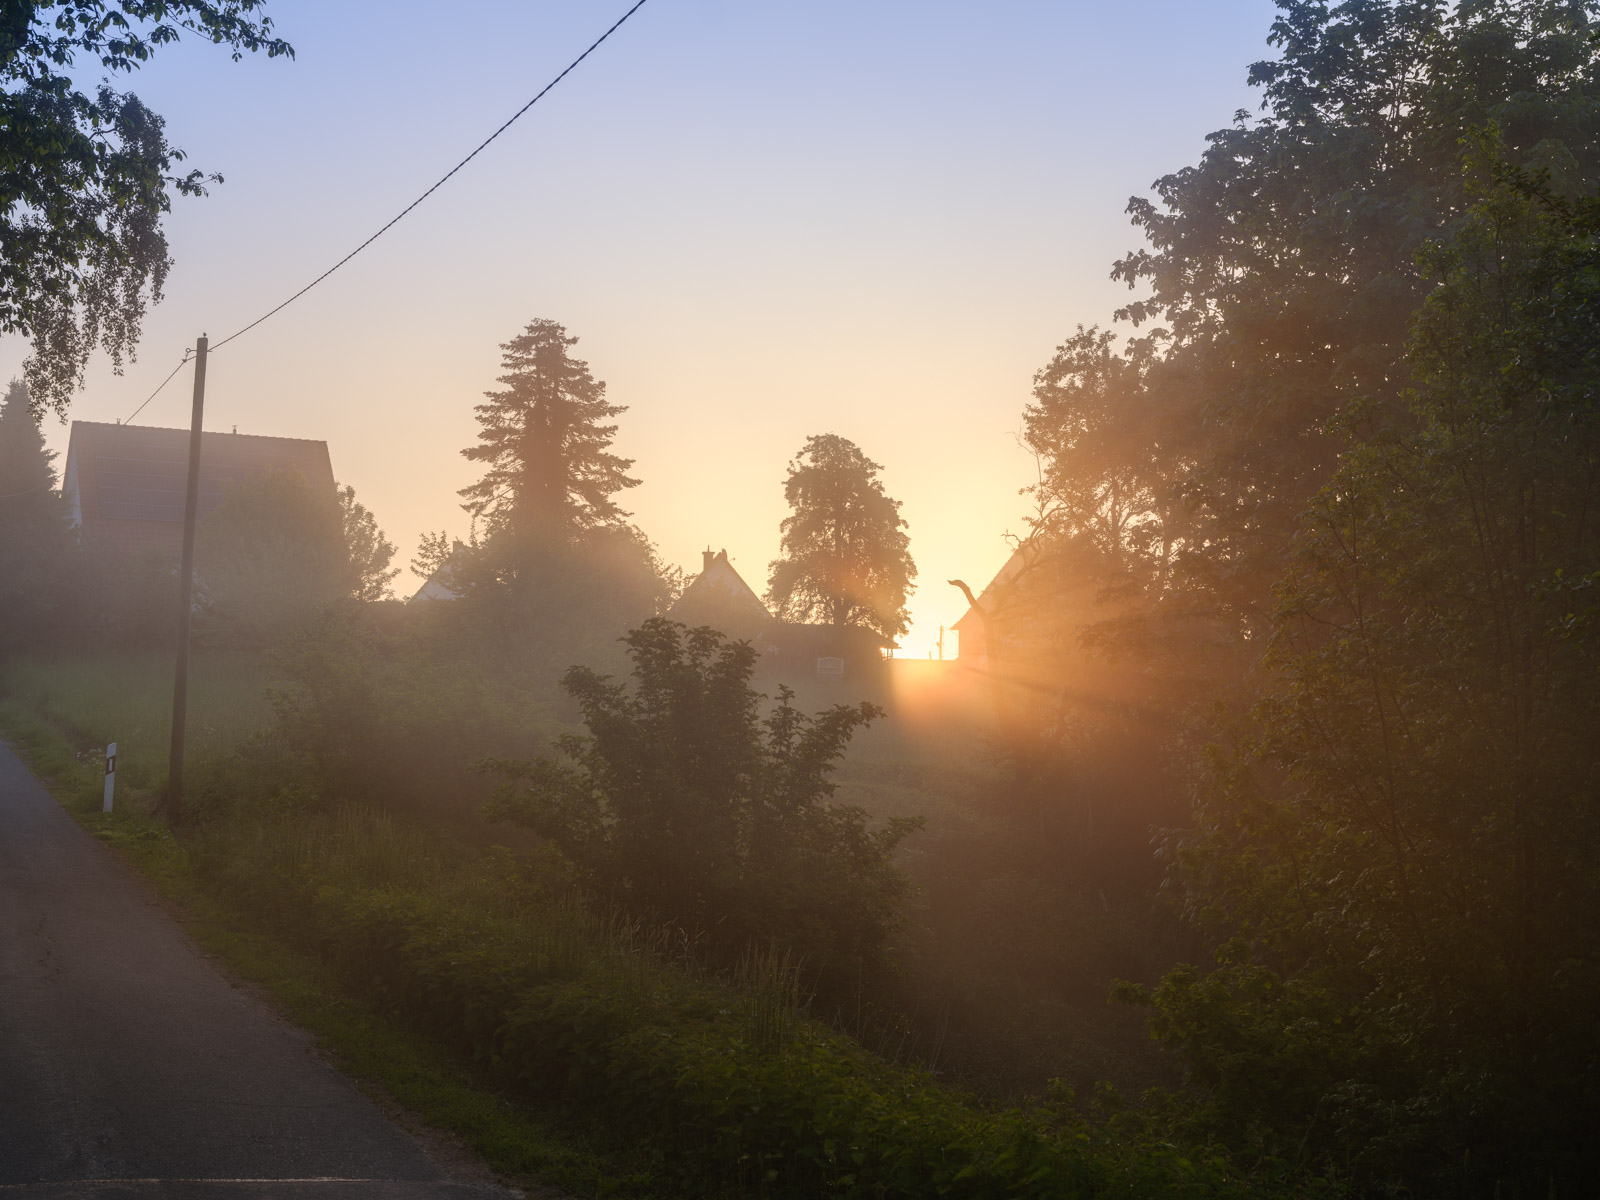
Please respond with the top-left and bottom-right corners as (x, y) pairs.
(165, 335), (208, 821)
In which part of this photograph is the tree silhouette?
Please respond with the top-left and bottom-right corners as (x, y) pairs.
(766, 434), (915, 640)
(0, 379), (72, 647)
(460, 318), (638, 540)
(483, 618), (919, 977)
(3, 2), (293, 419)
(337, 483), (399, 602)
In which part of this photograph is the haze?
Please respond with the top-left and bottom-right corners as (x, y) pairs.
(0, 0), (1274, 654)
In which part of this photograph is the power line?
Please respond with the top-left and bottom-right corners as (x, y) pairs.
(0, 479), (54, 500)
(209, 0), (653, 353)
(121, 350), (194, 425)
(111, 1), (652, 426)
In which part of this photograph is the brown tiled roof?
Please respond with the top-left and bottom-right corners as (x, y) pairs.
(65, 421), (336, 528)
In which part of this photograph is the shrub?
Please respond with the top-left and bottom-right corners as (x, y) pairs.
(190, 803), (1269, 1200)
(482, 618), (923, 983)
(258, 605), (555, 819)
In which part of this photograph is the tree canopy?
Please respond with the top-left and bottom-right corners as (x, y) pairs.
(197, 470), (394, 643)
(338, 483), (398, 602)
(1128, 156), (1600, 1198)
(1020, 0), (1600, 650)
(996, 5), (1600, 1192)
(2, 1), (293, 420)
(765, 433), (915, 641)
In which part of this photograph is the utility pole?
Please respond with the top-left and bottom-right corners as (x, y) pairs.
(165, 335), (208, 821)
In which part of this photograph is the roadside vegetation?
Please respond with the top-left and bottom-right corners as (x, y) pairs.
(0, 660), (1260, 1200)
(5, 3), (1600, 1198)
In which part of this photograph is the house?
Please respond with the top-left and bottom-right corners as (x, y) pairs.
(949, 546), (1033, 666)
(670, 549), (774, 641)
(62, 421), (336, 561)
(409, 540), (468, 603)
(670, 547), (895, 680)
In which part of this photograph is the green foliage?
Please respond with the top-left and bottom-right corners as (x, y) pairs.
(419, 521), (679, 682)
(338, 482), (398, 601)
(766, 433), (916, 641)
(1140, 163), (1600, 1195)
(195, 471), (400, 644)
(484, 618), (922, 981)
(2, 1), (293, 417)
(0, 692), (660, 1199)
(0, 648), (271, 802)
(460, 316), (639, 537)
(997, 13), (1600, 1187)
(181, 801), (1266, 1200)
(1016, 0), (1600, 661)
(1024, 327), (1168, 569)
(432, 317), (673, 676)
(0, 378), (73, 650)
(257, 604), (555, 819)
(196, 468), (348, 645)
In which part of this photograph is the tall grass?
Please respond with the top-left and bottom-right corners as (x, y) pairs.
(0, 650), (272, 792)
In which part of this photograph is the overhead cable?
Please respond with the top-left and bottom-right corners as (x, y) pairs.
(208, 0), (653, 353)
(0, 479), (55, 499)
(120, 350), (194, 425)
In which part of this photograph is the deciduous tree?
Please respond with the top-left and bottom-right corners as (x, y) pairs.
(199, 472), (399, 636)
(1137, 158), (1600, 1197)
(338, 482), (398, 602)
(2, 2), (293, 419)
(766, 434), (915, 641)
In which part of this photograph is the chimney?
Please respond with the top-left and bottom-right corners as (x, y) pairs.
(703, 548), (715, 574)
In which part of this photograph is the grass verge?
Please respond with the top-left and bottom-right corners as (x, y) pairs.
(0, 694), (660, 1200)
(0, 669), (1275, 1200)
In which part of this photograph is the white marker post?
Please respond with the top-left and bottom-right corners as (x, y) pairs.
(103, 743), (117, 814)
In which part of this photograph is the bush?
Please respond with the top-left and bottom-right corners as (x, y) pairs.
(255, 604), (555, 820)
(481, 618), (923, 984)
(189, 803), (1270, 1200)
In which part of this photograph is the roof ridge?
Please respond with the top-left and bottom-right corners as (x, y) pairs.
(69, 420), (329, 447)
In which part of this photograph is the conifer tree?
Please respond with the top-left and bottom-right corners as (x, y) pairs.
(0, 379), (72, 648)
(460, 318), (639, 539)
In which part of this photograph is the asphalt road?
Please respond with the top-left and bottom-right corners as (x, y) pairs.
(0, 741), (514, 1199)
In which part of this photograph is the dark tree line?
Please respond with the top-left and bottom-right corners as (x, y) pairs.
(999, 3), (1600, 1195)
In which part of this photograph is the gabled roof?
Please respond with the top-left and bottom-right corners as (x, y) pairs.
(64, 421), (335, 528)
(950, 545), (1031, 632)
(409, 541), (467, 603)
(670, 548), (774, 636)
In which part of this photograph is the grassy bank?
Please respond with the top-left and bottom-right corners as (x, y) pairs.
(0, 665), (652, 1199)
(1, 650), (273, 794)
(0, 653), (1273, 1200)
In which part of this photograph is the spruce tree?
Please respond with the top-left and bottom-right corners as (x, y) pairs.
(460, 318), (639, 539)
(0, 380), (72, 649)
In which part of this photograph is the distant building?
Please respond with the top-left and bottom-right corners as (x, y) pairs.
(62, 421), (335, 561)
(409, 540), (468, 603)
(670, 548), (775, 641)
(670, 547), (895, 679)
(949, 546), (1039, 666)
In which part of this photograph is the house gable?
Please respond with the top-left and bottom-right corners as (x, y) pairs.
(670, 548), (774, 639)
(64, 421), (336, 560)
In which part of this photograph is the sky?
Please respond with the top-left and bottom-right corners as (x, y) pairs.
(3, 0), (1282, 657)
